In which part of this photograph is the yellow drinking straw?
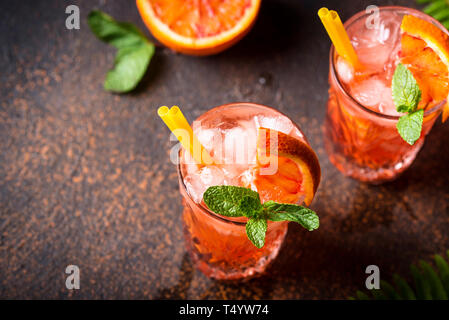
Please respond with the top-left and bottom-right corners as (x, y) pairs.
(318, 7), (360, 68)
(158, 106), (213, 165)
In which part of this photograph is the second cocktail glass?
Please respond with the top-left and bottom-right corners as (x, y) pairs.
(323, 7), (446, 183)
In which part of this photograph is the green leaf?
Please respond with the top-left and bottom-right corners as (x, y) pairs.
(238, 196), (262, 218)
(443, 20), (449, 30)
(104, 44), (154, 92)
(411, 265), (432, 300)
(352, 250), (449, 300)
(433, 7), (449, 21)
(203, 186), (260, 217)
(423, 0), (448, 15)
(392, 63), (422, 113)
(380, 280), (402, 300)
(88, 11), (145, 48)
(435, 254), (449, 294)
(87, 10), (155, 93)
(355, 291), (370, 300)
(417, 0), (449, 30)
(263, 201), (319, 231)
(397, 109), (424, 145)
(393, 274), (416, 300)
(420, 260), (448, 299)
(246, 218), (267, 249)
(391, 63), (424, 145)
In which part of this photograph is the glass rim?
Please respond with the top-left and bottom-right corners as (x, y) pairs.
(330, 5), (447, 120)
(176, 102), (305, 226)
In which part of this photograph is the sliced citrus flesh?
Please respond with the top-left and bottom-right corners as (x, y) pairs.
(136, 0), (261, 55)
(399, 14), (449, 121)
(253, 128), (321, 206)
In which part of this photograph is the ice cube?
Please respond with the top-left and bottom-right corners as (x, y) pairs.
(336, 56), (354, 83)
(238, 168), (255, 189)
(238, 120), (258, 164)
(351, 11), (402, 70)
(199, 166), (225, 186)
(222, 164), (249, 186)
(184, 165), (225, 203)
(351, 11), (401, 47)
(351, 77), (398, 115)
(195, 128), (219, 151)
(254, 115), (294, 135)
(356, 44), (395, 71)
(223, 125), (256, 165)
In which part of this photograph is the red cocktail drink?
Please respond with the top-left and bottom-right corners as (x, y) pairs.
(323, 7), (447, 183)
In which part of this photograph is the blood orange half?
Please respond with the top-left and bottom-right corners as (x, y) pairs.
(253, 128), (321, 206)
(400, 14), (449, 121)
(136, 0), (261, 55)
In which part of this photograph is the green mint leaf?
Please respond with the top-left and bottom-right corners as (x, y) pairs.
(104, 44), (154, 92)
(391, 63), (424, 145)
(87, 10), (155, 93)
(203, 186), (320, 248)
(238, 196), (262, 218)
(392, 63), (422, 113)
(246, 218), (267, 249)
(397, 109), (424, 145)
(263, 201), (319, 231)
(203, 186), (260, 217)
(88, 11), (145, 48)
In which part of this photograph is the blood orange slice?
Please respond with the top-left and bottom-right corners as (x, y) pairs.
(253, 128), (321, 206)
(136, 0), (261, 56)
(399, 14), (449, 121)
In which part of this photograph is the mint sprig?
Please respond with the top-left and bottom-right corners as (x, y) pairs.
(392, 63), (424, 145)
(88, 10), (155, 93)
(203, 186), (319, 248)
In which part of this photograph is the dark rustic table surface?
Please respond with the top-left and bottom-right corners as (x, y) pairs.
(1, 0), (448, 300)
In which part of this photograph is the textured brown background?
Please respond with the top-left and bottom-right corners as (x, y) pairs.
(1, 0), (448, 299)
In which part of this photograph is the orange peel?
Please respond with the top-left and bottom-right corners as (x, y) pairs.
(254, 128), (321, 206)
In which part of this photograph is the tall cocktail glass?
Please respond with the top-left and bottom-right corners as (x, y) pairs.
(323, 6), (446, 183)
